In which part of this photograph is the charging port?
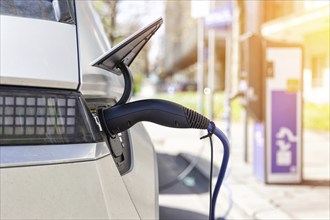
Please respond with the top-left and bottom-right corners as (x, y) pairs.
(108, 130), (133, 175)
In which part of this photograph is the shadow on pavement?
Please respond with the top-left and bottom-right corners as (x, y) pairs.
(263, 179), (330, 187)
(157, 153), (210, 194)
(157, 153), (222, 219)
(286, 179), (330, 187)
(159, 206), (208, 220)
(301, 179), (330, 186)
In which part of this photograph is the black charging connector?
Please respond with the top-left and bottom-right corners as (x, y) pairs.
(99, 99), (210, 136)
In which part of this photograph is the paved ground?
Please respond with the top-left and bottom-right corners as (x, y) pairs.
(144, 121), (330, 220)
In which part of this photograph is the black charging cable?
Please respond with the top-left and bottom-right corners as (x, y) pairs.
(115, 63), (134, 106)
(99, 99), (230, 220)
(200, 123), (216, 220)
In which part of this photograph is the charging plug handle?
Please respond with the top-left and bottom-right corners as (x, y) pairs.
(100, 99), (210, 135)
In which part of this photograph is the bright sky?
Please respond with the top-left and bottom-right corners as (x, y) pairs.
(116, 1), (166, 66)
(117, 0), (165, 27)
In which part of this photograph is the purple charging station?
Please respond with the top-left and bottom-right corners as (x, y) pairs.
(253, 43), (303, 184)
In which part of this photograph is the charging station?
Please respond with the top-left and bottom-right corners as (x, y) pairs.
(240, 34), (303, 184)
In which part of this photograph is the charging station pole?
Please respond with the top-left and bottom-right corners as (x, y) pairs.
(208, 27), (215, 120)
(204, 3), (233, 137)
(191, 2), (210, 116)
(197, 18), (204, 115)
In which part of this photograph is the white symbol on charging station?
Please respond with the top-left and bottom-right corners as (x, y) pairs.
(275, 127), (297, 166)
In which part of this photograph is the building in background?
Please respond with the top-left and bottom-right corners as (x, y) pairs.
(244, 0), (329, 104)
(162, 0), (197, 89)
(163, 0), (329, 104)
(163, 1), (229, 92)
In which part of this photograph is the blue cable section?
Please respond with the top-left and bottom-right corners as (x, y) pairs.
(207, 123), (230, 220)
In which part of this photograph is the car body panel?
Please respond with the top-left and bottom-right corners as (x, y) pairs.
(0, 15), (79, 89)
(75, 1), (124, 102)
(0, 155), (140, 219)
(123, 123), (159, 219)
(0, 142), (110, 168)
(0, 1), (159, 219)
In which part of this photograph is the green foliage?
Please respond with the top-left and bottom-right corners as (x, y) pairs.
(304, 102), (330, 131)
(133, 73), (144, 94)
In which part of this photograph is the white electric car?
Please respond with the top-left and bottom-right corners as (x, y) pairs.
(0, 1), (159, 219)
